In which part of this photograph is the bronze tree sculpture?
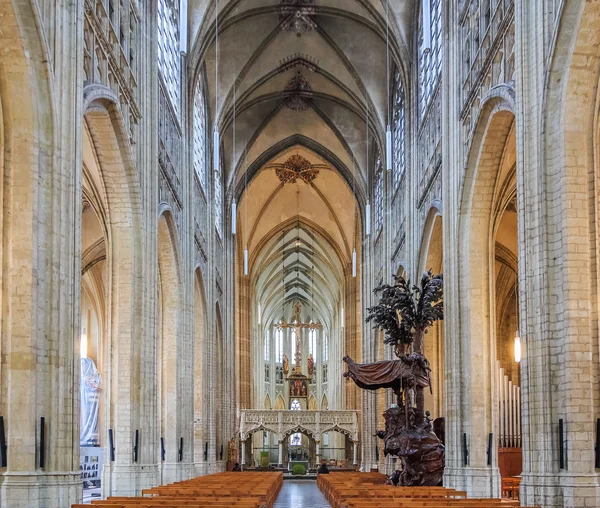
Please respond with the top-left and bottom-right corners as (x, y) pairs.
(343, 271), (445, 486)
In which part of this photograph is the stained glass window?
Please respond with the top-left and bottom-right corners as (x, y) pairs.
(158, 0), (181, 119)
(193, 80), (206, 188)
(374, 153), (384, 232)
(392, 70), (406, 188)
(418, 0), (442, 119)
(289, 432), (302, 446)
(291, 399), (301, 411)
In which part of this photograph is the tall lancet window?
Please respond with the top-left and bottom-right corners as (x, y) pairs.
(158, 0), (181, 119)
(291, 329), (297, 361)
(264, 329), (270, 362)
(214, 157), (223, 237)
(374, 153), (384, 233)
(308, 329), (317, 360)
(392, 70), (406, 188)
(418, 0), (442, 119)
(275, 328), (284, 363)
(193, 80), (207, 188)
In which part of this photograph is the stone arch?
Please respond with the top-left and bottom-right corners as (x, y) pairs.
(321, 394), (329, 410)
(158, 211), (183, 470)
(274, 394), (286, 410)
(83, 87), (145, 476)
(457, 96), (516, 495)
(417, 206), (444, 418)
(308, 394), (318, 410)
(264, 394), (272, 410)
(194, 268), (208, 464)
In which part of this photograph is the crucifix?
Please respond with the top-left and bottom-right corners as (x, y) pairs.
(275, 303), (321, 369)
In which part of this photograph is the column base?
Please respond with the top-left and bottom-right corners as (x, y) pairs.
(0, 470), (81, 508)
(102, 463), (160, 497)
(521, 472), (600, 508)
(443, 466), (501, 498)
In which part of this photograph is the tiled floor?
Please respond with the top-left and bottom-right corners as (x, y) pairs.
(274, 479), (331, 508)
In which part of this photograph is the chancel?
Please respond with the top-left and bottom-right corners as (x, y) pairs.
(0, 1), (598, 507)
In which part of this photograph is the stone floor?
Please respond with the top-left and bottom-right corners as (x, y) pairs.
(274, 479), (331, 508)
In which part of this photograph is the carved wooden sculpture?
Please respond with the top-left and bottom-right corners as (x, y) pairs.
(344, 271), (445, 486)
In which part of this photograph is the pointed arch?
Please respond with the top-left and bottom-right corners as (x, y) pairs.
(264, 394), (272, 410)
(194, 268), (208, 463)
(308, 394), (317, 411)
(321, 394), (329, 411)
(274, 394), (286, 410)
(158, 211), (183, 467)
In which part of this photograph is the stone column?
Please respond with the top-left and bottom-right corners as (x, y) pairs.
(353, 441), (358, 465)
(315, 440), (320, 465)
(278, 440), (283, 467)
(241, 441), (246, 470)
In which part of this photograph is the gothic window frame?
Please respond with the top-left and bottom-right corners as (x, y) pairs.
(392, 69), (406, 189)
(157, 0), (181, 121)
(193, 76), (207, 190)
(308, 329), (317, 360)
(264, 328), (270, 362)
(418, 0), (442, 121)
(275, 328), (284, 364)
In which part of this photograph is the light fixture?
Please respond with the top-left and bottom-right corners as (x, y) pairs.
(232, 199), (237, 235)
(366, 201), (371, 236)
(213, 128), (220, 173)
(514, 331), (521, 363)
(80, 328), (88, 359)
(352, 249), (357, 278)
(244, 247), (249, 276)
(422, 0), (432, 53)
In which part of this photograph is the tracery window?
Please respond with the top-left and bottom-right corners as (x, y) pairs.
(322, 364), (328, 383)
(374, 153), (384, 233)
(276, 366), (284, 384)
(214, 158), (223, 237)
(264, 365), (270, 383)
(418, 0), (442, 119)
(264, 330), (270, 362)
(275, 328), (284, 363)
(291, 329), (297, 361)
(290, 399), (301, 411)
(193, 80), (207, 188)
(322, 333), (328, 362)
(158, 0), (181, 119)
(392, 70), (406, 188)
(308, 329), (317, 359)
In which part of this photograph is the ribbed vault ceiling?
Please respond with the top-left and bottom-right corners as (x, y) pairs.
(189, 0), (412, 331)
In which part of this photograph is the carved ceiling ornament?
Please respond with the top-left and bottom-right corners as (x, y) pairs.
(278, 0), (317, 34)
(284, 71), (312, 111)
(272, 154), (323, 185)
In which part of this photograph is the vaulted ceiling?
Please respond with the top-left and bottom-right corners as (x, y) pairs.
(188, 0), (414, 329)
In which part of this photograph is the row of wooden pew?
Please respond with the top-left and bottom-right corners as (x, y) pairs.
(317, 472), (538, 508)
(73, 472), (283, 508)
